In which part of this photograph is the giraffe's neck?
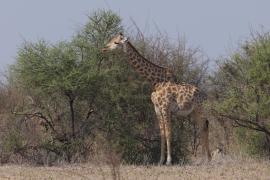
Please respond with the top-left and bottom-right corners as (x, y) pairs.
(124, 42), (173, 85)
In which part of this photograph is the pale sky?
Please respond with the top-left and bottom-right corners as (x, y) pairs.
(1, 0), (270, 72)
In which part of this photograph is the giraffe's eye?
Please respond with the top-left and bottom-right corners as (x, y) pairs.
(114, 42), (120, 44)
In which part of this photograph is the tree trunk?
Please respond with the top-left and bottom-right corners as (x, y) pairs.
(265, 133), (270, 156)
(69, 98), (75, 138)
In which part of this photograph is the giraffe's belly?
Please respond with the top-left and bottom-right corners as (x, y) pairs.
(170, 101), (194, 116)
(177, 107), (194, 116)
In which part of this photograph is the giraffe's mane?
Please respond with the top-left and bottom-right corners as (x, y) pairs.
(127, 42), (168, 70)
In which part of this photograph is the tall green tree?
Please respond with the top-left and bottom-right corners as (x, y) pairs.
(211, 31), (270, 156)
(11, 10), (123, 163)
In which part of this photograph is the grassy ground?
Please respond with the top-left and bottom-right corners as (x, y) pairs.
(0, 158), (269, 180)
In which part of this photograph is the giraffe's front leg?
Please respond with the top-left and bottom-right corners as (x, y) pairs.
(151, 92), (166, 165)
(161, 108), (172, 165)
(159, 119), (166, 165)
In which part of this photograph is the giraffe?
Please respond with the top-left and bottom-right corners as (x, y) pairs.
(102, 33), (211, 165)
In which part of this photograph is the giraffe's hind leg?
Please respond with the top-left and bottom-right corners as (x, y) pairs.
(158, 116), (166, 165)
(201, 119), (211, 161)
(191, 107), (211, 162)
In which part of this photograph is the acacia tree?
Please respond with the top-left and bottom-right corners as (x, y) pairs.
(10, 10), (123, 162)
(211, 31), (270, 156)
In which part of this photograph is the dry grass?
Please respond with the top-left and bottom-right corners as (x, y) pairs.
(0, 157), (269, 180)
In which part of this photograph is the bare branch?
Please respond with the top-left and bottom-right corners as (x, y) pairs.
(12, 111), (56, 133)
(212, 109), (270, 136)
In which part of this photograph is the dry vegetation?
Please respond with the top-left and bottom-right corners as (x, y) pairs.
(0, 157), (269, 180)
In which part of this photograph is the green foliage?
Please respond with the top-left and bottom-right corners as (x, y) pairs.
(14, 40), (100, 96)
(211, 31), (270, 156)
(83, 10), (123, 46)
(2, 130), (24, 154)
(236, 127), (267, 157)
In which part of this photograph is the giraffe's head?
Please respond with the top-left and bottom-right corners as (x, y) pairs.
(102, 33), (128, 52)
